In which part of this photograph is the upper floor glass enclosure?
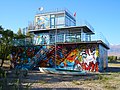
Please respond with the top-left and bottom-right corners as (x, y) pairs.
(28, 9), (76, 30)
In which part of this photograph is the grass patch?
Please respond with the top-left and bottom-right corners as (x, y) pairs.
(108, 63), (120, 67)
(97, 74), (104, 80)
(72, 80), (83, 85)
(25, 83), (34, 89)
(104, 84), (117, 90)
(97, 74), (113, 80)
(38, 80), (47, 84)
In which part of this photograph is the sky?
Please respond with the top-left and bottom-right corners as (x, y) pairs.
(0, 0), (120, 45)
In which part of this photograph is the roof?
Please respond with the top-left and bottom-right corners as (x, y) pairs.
(35, 9), (75, 21)
(56, 40), (110, 49)
(29, 26), (95, 34)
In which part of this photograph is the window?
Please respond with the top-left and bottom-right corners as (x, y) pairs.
(56, 25), (64, 28)
(65, 15), (76, 27)
(51, 18), (55, 26)
(56, 16), (64, 25)
(36, 15), (50, 29)
(51, 15), (55, 18)
(44, 15), (50, 29)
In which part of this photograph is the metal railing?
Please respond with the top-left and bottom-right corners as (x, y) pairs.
(12, 32), (109, 48)
(37, 8), (75, 18)
(91, 32), (110, 48)
(12, 38), (33, 46)
(79, 20), (94, 33)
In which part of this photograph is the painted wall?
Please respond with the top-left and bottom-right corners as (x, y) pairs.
(55, 44), (99, 72)
(11, 45), (55, 68)
(11, 44), (108, 72)
(11, 46), (40, 66)
(99, 44), (108, 71)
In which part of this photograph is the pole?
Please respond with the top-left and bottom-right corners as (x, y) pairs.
(55, 16), (57, 69)
(23, 28), (26, 46)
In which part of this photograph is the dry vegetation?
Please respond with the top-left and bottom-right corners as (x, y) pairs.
(1, 60), (120, 90)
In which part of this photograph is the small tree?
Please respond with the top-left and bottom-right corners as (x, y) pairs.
(26, 31), (34, 45)
(16, 28), (26, 39)
(17, 28), (22, 36)
(0, 26), (14, 67)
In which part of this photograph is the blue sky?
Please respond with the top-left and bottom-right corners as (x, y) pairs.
(0, 0), (120, 45)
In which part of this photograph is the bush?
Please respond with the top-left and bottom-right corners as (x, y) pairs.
(108, 56), (117, 62)
(0, 68), (6, 78)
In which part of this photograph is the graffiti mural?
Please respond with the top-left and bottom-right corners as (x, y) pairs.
(11, 46), (39, 68)
(56, 44), (99, 72)
(11, 43), (108, 72)
(11, 45), (55, 69)
(80, 49), (99, 72)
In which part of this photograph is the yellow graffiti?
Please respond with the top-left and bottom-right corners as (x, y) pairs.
(96, 48), (99, 57)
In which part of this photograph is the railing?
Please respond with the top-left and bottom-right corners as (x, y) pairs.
(12, 32), (109, 48)
(37, 8), (75, 18)
(12, 38), (33, 46)
(79, 20), (94, 33)
(28, 22), (35, 30)
(91, 32), (110, 48)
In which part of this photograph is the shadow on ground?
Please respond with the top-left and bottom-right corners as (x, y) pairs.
(20, 70), (100, 83)
(105, 67), (120, 72)
(7, 65), (120, 84)
(6, 62), (120, 84)
(30, 87), (90, 90)
(105, 62), (120, 72)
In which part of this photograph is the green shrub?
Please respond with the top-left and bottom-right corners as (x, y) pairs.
(0, 68), (6, 78)
(108, 56), (117, 62)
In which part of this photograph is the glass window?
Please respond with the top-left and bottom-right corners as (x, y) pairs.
(36, 15), (50, 29)
(51, 25), (55, 28)
(51, 18), (55, 26)
(56, 16), (64, 25)
(65, 15), (76, 27)
(44, 15), (50, 29)
(56, 25), (64, 28)
(51, 15), (55, 18)
(65, 17), (69, 26)
(57, 34), (64, 42)
(50, 34), (55, 43)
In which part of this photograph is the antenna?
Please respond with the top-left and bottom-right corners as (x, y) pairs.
(38, 7), (44, 11)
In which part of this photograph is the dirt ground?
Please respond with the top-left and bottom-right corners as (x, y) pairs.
(2, 60), (120, 90)
(27, 64), (120, 90)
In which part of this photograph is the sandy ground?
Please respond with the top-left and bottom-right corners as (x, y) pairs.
(1, 60), (120, 90)
(27, 66), (120, 90)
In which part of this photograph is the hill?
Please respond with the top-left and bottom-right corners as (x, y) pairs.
(108, 44), (120, 57)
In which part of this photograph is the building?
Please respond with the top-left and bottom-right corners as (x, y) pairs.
(34, 9), (76, 29)
(12, 9), (109, 73)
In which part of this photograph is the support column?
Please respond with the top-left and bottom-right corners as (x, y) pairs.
(64, 33), (66, 42)
(81, 28), (84, 41)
